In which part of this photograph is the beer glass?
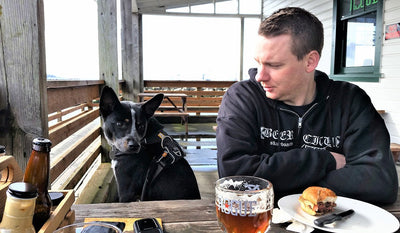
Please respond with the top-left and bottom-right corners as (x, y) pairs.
(215, 176), (274, 233)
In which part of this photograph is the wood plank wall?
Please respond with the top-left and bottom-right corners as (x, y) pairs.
(0, 0), (48, 171)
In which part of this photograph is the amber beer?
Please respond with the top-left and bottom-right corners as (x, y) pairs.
(215, 176), (274, 233)
(216, 204), (272, 233)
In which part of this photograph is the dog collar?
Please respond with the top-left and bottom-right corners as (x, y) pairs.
(141, 129), (166, 145)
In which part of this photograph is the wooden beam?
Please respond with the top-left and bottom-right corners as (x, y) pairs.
(121, 0), (142, 101)
(98, 0), (119, 93)
(47, 80), (104, 89)
(98, 0), (119, 163)
(0, 0), (48, 171)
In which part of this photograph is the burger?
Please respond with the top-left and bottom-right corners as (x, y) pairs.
(298, 186), (337, 216)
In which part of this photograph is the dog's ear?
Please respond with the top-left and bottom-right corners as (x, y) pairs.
(141, 93), (164, 118)
(100, 86), (121, 118)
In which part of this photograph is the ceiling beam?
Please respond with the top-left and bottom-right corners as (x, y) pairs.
(132, 0), (138, 13)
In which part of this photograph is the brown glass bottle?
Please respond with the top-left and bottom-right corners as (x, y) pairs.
(23, 138), (52, 232)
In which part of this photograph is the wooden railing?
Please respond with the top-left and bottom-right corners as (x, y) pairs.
(47, 80), (104, 190)
(143, 80), (236, 115)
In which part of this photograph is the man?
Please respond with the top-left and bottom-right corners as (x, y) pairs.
(216, 7), (398, 204)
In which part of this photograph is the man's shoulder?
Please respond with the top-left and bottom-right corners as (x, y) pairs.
(230, 78), (259, 90)
(315, 71), (366, 97)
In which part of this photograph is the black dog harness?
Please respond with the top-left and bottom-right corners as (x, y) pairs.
(140, 131), (184, 201)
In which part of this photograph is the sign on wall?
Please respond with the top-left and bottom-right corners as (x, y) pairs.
(385, 23), (400, 40)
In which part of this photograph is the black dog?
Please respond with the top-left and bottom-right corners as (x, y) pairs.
(99, 86), (200, 202)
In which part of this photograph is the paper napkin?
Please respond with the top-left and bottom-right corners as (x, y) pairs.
(272, 208), (314, 233)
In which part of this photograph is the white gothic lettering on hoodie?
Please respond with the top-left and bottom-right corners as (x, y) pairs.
(260, 127), (340, 149)
(260, 127), (294, 141)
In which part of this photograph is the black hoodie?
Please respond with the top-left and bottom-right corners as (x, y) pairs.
(216, 69), (398, 204)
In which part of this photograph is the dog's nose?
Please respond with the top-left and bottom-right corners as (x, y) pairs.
(127, 140), (140, 151)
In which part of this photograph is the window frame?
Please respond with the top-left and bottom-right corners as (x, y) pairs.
(330, 0), (383, 82)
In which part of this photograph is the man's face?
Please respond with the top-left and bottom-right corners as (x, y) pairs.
(254, 34), (312, 106)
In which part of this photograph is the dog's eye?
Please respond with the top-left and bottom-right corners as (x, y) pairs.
(136, 122), (145, 132)
(116, 122), (123, 127)
(137, 123), (144, 130)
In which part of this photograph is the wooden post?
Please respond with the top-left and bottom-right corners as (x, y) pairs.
(120, 0), (142, 101)
(98, 0), (119, 162)
(0, 0), (48, 171)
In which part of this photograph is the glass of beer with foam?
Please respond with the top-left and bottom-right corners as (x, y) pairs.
(215, 176), (274, 233)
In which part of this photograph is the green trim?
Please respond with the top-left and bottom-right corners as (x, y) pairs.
(330, 0), (383, 83)
(330, 73), (381, 82)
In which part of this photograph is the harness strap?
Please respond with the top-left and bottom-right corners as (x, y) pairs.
(140, 132), (184, 201)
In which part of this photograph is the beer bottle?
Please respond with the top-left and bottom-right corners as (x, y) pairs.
(0, 182), (38, 233)
(23, 138), (52, 232)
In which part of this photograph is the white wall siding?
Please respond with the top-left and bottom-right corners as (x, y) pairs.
(355, 0), (400, 143)
(262, 0), (333, 73)
(262, 0), (400, 143)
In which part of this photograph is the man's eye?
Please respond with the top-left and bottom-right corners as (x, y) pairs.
(269, 63), (282, 68)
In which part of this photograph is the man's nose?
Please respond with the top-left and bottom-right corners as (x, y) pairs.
(256, 67), (270, 82)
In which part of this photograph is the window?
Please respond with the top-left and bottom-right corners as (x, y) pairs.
(331, 0), (382, 82)
(144, 1), (262, 81)
(142, 16), (241, 81)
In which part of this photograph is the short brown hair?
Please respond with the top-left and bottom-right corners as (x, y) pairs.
(258, 7), (324, 60)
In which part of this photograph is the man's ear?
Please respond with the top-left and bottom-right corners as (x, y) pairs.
(305, 50), (320, 73)
(99, 86), (121, 118)
(141, 93), (164, 118)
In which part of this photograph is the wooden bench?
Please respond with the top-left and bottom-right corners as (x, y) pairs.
(391, 143), (400, 161)
(143, 80), (236, 115)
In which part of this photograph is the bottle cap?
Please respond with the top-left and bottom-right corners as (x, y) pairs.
(8, 182), (38, 199)
(32, 138), (52, 152)
(0, 145), (5, 154)
(49, 192), (64, 206)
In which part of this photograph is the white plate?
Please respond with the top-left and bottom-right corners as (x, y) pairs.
(278, 194), (399, 233)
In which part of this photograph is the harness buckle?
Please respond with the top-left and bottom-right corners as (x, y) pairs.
(156, 132), (182, 165)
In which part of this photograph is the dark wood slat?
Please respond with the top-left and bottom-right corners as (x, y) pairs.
(47, 85), (100, 113)
(47, 80), (105, 89)
(73, 199), (217, 223)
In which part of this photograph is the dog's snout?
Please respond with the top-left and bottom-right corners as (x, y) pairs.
(127, 139), (140, 151)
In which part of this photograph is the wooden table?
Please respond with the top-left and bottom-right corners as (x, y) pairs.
(72, 188), (400, 233)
